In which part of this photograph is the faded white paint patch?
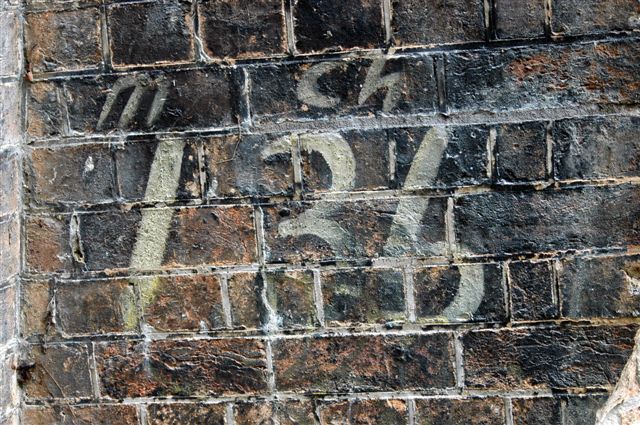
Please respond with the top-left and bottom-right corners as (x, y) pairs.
(299, 133), (356, 191)
(278, 206), (353, 253)
(358, 56), (402, 112)
(442, 265), (485, 321)
(97, 75), (169, 130)
(384, 127), (448, 256)
(596, 330), (640, 425)
(296, 62), (342, 108)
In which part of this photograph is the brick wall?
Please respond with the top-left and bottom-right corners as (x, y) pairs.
(0, 0), (23, 422)
(4, 0), (640, 423)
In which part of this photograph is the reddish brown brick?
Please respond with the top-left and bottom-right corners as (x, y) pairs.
(107, 0), (194, 66)
(203, 134), (294, 198)
(20, 281), (51, 339)
(26, 82), (63, 138)
(318, 399), (408, 424)
(266, 270), (317, 328)
(0, 284), (16, 345)
(143, 274), (226, 332)
(164, 206), (257, 267)
(25, 215), (70, 273)
(22, 405), (139, 425)
(96, 338), (268, 398)
(23, 344), (93, 400)
(27, 144), (115, 206)
(25, 8), (101, 73)
(463, 325), (637, 390)
(415, 398), (506, 425)
(55, 279), (137, 335)
(272, 334), (455, 392)
(227, 272), (262, 330)
(0, 216), (20, 279)
(234, 401), (315, 425)
(199, 0), (286, 58)
(147, 403), (226, 425)
(321, 268), (405, 325)
(512, 397), (562, 425)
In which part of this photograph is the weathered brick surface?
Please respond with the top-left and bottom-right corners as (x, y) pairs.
(446, 40), (640, 112)
(25, 8), (101, 73)
(495, 122), (547, 182)
(200, 0), (286, 59)
(26, 144), (115, 206)
(143, 274), (225, 332)
(559, 254), (640, 319)
(512, 397), (562, 425)
(494, 0), (545, 39)
(322, 268), (405, 325)
(0, 11), (21, 77)
(96, 339), (268, 398)
(509, 261), (558, 321)
(463, 325), (637, 389)
(319, 399), (407, 424)
(203, 134), (294, 198)
(455, 185), (640, 255)
(264, 198), (447, 263)
(551, 0), (640, 35)
(55, 279), (137, 335)
(10, 0), (640, 421)
(272, 334), (455, 392)
(107, 0), (194, 66)
(293, 0), (384, 53)
(22, 405), (139, 425)
(392, 0), (485, 45)
(553, 115), (640, 180)
(249, 56), (437, 124)
(147, 403), (226, 425)
(414, 263), (506, 322)
(23, 344), (93, 400)
(235, 401), (315, 424)
(414, 397), (506, 424)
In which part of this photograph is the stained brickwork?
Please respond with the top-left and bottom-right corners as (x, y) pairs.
(0, 0), (22, 423)
(0, 0), (639, 424)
